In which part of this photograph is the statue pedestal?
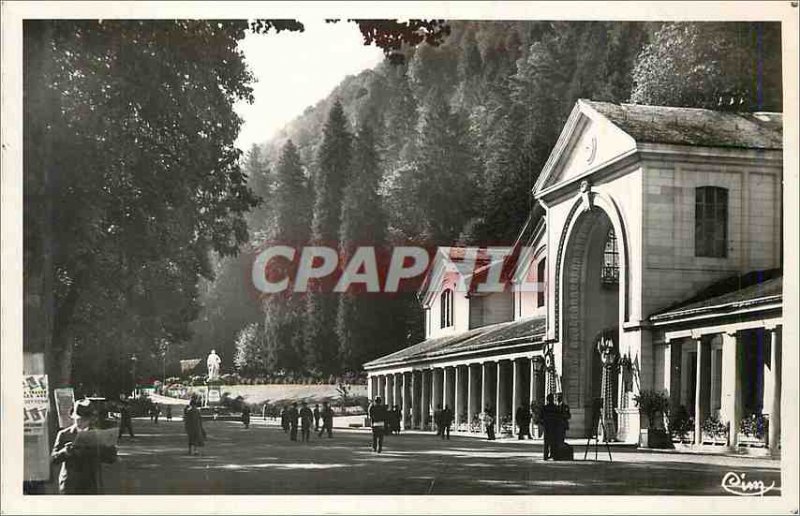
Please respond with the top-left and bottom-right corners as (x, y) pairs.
(205, 379), (223, 407)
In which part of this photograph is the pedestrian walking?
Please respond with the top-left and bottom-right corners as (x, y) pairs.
(481, 406), (495, 441)
(241, 405), (251, 429)
(280, 406), (289, 433)
(183, 396), (206, 456)
(287, 403), (299, 441)
(313, 404), (321, 432)
(441, 405), (453, 440)
(318, 401), (334, 438)
(433, 404), (443, 437)
(165, 405), (172, 422)
(393, 405), (402, 434)
(117, 396), (134, 438)
(51, 399), (118, 494)
(299, 402), (313, 442)
(515, 405), (532, 440)
(368, 396), (388, 453)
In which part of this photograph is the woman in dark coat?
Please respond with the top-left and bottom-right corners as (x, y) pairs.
(183, 396), (206, 455)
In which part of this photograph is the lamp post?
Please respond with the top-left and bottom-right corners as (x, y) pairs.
(130, 354), (138, 398)
(596, 335), (618, 442)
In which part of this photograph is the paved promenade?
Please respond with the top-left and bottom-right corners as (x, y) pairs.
(95, 418), (780, 496)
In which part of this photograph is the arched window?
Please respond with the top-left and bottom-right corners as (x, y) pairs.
(440, 289), (453, 328)
(695, 186), (728, 258)
(601, 228), (619, 287)
(537, 258), (547, 307)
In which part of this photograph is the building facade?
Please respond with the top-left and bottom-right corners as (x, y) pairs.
(364, 100), (783, 452)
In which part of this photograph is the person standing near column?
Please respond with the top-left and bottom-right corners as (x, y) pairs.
(516, 405), (532, 440)
(541, 394), (558, 460)
(441, 405), (453, 440)
(481, 406), (495, 441)
(368, 396), (388, 453)
(183, 396), (206, 456)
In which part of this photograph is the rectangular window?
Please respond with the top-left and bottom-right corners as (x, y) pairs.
(536, 259), (546, 308)
(695, 186), (728, 258)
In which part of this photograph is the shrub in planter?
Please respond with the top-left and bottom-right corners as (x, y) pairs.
(668, 405), (694, 443)
(635, 389), (672, 448)
(701, 415), (728, 442)
(740, 413), (768, 440)
(634, 389), (670, 429)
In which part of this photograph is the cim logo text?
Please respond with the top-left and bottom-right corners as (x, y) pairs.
(721, 472), (776, 496)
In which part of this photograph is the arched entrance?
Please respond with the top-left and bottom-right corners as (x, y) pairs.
(560, 206), (622, 437)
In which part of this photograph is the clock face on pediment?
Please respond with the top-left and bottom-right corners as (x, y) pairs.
(583, 134), (597, 165)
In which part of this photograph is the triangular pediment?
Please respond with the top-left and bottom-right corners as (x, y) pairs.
(533, 100), (637, 197)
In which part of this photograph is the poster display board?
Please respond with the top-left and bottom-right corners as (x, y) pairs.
(23, 374), (51, 482)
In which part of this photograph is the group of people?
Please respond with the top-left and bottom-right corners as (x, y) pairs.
(433, 404), (454, 439)
(279, 401), (334, 442)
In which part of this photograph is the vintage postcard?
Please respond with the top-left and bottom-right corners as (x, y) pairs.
(1, 1), (797, 514)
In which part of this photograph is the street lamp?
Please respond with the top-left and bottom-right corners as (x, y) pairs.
(130, 354), (138, 398)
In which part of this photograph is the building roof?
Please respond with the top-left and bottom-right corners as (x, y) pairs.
(583, 100), (783, 150)
(650, 269), (782, 322)
(364, 316), (546, 369)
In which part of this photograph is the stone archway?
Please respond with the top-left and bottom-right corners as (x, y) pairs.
(560, 206), (622, 437)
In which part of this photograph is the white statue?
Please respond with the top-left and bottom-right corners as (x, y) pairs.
(206, 349), (221, 381)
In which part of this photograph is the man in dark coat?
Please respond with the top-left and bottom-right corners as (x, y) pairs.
(52, 399), (117, 494)
(433, 404), (443, 437)
(440, 405), (453, 440)
(541, 394), (559, 460)
(318, 401), (334, 438)
(287, 403), (299, 441)
(299, 402), (314, 442)
(368, 396), (388, 453)
(516, 405), (532, 440)
(313, 404), (321, 432)
(117, 396), (134, 438)
(241, 405), (251, 429)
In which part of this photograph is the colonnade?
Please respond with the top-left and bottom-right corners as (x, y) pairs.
(368, 355), (547, 435)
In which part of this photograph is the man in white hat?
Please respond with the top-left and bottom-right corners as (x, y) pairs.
(51, 398), (117, 494)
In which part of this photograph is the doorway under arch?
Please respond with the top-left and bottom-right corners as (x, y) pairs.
(560, 207), (622, 437)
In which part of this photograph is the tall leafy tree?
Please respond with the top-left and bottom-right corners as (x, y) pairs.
(336, 119), (396, 371)
(413, 89), (480, 243)
(24, 20), (259, 391)
(305, 101), (353, 374)
(262, 140), (312, 373)
(630, 22), (782, 111)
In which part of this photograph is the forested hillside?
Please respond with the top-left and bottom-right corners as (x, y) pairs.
(194, 21), (782, 379)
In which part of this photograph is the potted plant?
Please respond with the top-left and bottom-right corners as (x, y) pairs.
(701, 415), (729, 445)
(739, 413), (768, 446)
(634, 389), (672, 448)
(668, 405), (694, 444)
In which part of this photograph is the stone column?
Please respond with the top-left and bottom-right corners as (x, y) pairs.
(395, 373), (403, 410)
(385, 374), (393, 407)
(401, 372), (408, 429)
(367, 374), (373, 401)
(768, 327), (781, 455)
(421, 369), (430, 429)
(512, 359), (522, 434)
(481, 362), (492, 431)
(720, 331), (741, 448)
(454, 366), (462, 428)
(411, 371), (420, 428)
(694, 336), (710, 445)
(496, 361), (503, 434)
(378, 375), (386, 402)
(467, 364), (476, 431)
(432, 368), (443, 415)
(442, 367), (450, 414)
